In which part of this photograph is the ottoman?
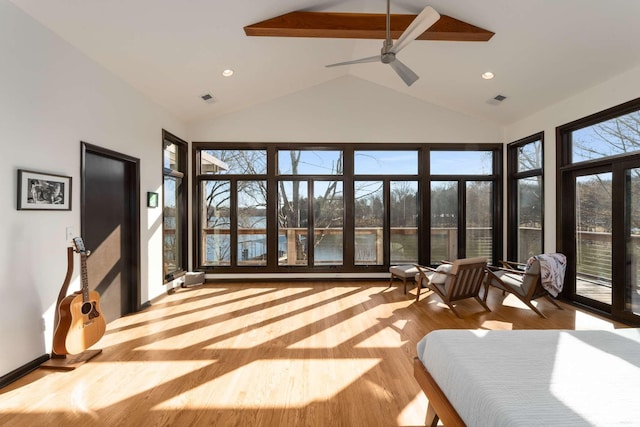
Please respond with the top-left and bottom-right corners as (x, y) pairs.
(389, 265), (419, 294)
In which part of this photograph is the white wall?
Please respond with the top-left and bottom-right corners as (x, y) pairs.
(1, 0), (186, 377)
(504, 64), (640, 253)
(189, 76), (503, 143)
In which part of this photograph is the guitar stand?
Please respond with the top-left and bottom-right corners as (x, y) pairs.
(41, 349), (102, 371)
(41, 246), (102, 371)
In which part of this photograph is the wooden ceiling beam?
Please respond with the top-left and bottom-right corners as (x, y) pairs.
(244, 11), (494, 42)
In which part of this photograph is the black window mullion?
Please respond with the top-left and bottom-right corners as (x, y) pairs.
(458, 178), (466, 259)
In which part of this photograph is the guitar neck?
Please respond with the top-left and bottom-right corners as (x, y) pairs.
(80, 254), (90, 302)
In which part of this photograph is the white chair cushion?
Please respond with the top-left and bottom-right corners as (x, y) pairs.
(490, 270), (527, 296)
(415, 264), (453, 288)
(390, 265), (419, 278)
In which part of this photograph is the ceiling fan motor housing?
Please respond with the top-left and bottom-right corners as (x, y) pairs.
(381, 51), (396, 64)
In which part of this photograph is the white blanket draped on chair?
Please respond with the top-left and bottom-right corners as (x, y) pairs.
(528, 253), (566, 297)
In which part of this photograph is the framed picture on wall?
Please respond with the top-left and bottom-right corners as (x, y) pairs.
(17, 169), (72, 210)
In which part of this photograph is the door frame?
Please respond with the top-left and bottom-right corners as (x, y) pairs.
(558, 156), (640, 324)
(81, 142), (141, 314)
(613, 158), (640, 323)
(559, 164), (613, 314)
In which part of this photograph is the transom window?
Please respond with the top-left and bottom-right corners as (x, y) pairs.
(571, 109), (640, 163)
(354, 150), (418, 175)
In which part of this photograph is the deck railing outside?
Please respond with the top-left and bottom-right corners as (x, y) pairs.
(197, 227), (637, 288)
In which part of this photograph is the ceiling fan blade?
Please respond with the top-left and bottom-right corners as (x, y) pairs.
(390, 6), (440, 54)
(326, 55), (380, 68)
(389, 59), (419, 86)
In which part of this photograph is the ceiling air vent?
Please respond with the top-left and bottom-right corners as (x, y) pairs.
(201, 93), (215, 104)
(487, 94), (507, 106)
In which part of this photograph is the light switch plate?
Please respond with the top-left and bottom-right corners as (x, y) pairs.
(66, 226), (74, 241)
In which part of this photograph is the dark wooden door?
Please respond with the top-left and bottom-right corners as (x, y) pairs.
(82, 143), (140, 323)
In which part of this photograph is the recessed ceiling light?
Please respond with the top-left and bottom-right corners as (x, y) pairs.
(222, 69), (234, 77)
(481, 71), (495, 80)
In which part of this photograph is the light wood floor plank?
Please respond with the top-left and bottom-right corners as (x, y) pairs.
(0, 282), (626, 426)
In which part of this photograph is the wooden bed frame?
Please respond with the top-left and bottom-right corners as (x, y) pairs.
(413, 357), (466, 427)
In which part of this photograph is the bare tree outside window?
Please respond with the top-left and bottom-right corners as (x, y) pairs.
(200, 150), (266, 266)
(572, 111), (640, 163)
(197, 146), (499, 270)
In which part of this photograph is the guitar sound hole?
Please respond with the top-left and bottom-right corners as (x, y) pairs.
(81, 302), (93, 315)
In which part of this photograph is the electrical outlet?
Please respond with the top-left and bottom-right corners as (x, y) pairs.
(66, 226), (74, 241)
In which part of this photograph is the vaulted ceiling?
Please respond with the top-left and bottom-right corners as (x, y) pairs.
(10, 0), (640, 125)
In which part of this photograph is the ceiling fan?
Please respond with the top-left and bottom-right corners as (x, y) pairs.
(325, 1), (440, 86)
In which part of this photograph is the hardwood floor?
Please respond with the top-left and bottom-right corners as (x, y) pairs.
(0, 281), (627, 426)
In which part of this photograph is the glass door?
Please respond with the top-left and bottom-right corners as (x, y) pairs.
(574, 172), (613, 307)
(568, 161), (640, 323)
(618, 163), (640, 320)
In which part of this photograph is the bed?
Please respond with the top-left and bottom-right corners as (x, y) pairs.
(414, 328), (640, 426)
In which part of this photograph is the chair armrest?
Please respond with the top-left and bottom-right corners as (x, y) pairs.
(414, 264), (439, 273)
(488, 266), (538, 282)
(489, 265), (525, 275)
(499, 260), (526, 270)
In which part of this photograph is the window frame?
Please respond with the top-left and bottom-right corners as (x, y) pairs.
(557, 97), (640, 324)
(506, 132), (544, 263)
(427, 145), (503, 264)
(162, 130), (188, 282)
(192, 142), (503, 273)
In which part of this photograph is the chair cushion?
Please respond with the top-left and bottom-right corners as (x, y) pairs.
(429, 264), (453, 285)
(416, 264), (453, 287)
(491, 270), (527, 297)
(390, 265), (419, 278)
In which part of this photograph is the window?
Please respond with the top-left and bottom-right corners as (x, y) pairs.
(238, 180), (267, 266)
(354, 151), (419, 265)
(507, 134), (543, 263)
(390, 181), (418, 263)
(198, 150), (267, 267)
(313, 180), (344, 265)
(354, 181), (383, 265)
(193, 144), (502, 272)
(279, 150), (343, 175)
(558, 97), (640, 324)
(354, 150), (418, 175)
(430, 181), (458, 261)
(430, 149), (500, 264)
(430, 151), (493, 175)
(163, 130), (188, 282)
(571, 109), (640, 163)
(278, 180), (309, 266)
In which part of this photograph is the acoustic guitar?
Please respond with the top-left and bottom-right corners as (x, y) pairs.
(52, 237), (106, 355)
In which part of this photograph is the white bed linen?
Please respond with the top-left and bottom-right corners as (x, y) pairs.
(417, 328), (640, 426)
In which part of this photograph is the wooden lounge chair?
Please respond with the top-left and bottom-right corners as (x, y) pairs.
(484, 255), (564, 318)
(414, 257), (490, 318)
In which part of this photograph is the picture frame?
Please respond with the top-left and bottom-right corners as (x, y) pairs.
(147, 191), (159, 208)
(17, 169), (72, 211)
